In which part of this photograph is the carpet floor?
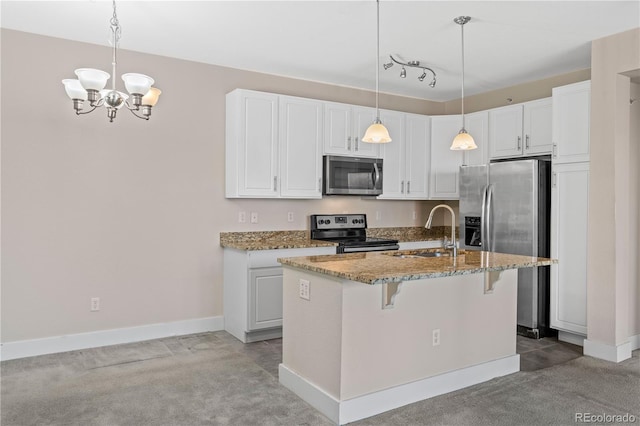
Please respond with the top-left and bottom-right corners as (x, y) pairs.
(1, 331), (638, 425)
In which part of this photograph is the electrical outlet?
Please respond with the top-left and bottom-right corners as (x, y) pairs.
(412, 211), (417, 220)
(90, 297), (100, 312)
(375, 211), (381, 221)
(238, 211), (247, 223)
(287, 212), (294, 222)
(250, 212), (258, 223)
(299, 279), (310, 301)
(432, 329), (441, 346)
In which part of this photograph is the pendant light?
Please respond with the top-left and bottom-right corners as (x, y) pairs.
(450, 16), (477, 151)
(362, 0), (392, 144)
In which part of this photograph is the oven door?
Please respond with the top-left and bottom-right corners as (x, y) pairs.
(323, 155), (383, 196)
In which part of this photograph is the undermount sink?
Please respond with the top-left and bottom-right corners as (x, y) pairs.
(384, 250), (454, 259)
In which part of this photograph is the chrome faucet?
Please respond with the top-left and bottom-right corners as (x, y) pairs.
(425, 204), (457, 258)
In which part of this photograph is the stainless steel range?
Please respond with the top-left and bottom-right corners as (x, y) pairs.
(310, 214), (399, 253)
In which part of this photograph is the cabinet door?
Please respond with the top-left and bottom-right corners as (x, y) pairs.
(378, 109), (406, 199)
(323, 101), (352, 155)
(352, 106), (380, 158)
(462, 111), (489, 166)
(550, 162), (589, 335)
(226, 90), (279, 197)
(430, 115), (463, 199)
(404, 113), (430, 199)
(249, 267), (283, 331)
(489, 104), (523, 159)
(279, 96), (323, 198)
(552, 81), (591, 163)
(523, 98), (553, 155)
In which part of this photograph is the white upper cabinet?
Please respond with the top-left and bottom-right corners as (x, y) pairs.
(552, 81), (591, 164)
(278, 95), (323, 198)
(462, 110), (489, 166)
(430, 115), (464, 199)
(378, 111), (430, 200)
(226, 89), (279, 198)
(489, 98), (552, 159)
(323, 102), (380, 158)
(226, 89), (322, 199)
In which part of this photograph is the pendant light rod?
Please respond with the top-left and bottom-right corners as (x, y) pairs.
(362, 0), (391, 143)
(450, 15), (477, 151)
(375, 0), (380, 118)
(454, 15), (470, 130)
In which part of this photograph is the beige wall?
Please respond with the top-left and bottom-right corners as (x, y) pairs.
(0, 29), (451, 343)
(444, 69), (591, 114)
(587, 28), (640, 346)
(1, 27), (609, 346)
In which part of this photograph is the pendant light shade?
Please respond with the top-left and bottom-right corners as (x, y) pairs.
(363, 120), (392, 143)
(451, 129), (478, 150)
(450, 16), (476, 151)
(362, 0), (391, 144)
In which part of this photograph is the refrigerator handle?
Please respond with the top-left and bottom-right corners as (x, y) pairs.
(480, 184), (488, 250)
(485, 184), (495, 252)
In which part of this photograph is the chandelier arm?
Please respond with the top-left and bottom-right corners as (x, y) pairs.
(128, 108), (150, 121)
(75, 106), (99, 115)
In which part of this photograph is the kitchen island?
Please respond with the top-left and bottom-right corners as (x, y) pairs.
(277, 249), (556, 425)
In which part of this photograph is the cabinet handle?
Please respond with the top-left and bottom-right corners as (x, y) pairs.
(273, 176), (278, 191)
(525, 135), (530, 149)
(401, 181), (404, 194)
(552, 172), (557, 188)
(407, 181), (411, 194)
(553, 143), (557, 158)
(355, 137), (359, 151)
(347, 136), (352, 150)
(517, 136), (522, 150)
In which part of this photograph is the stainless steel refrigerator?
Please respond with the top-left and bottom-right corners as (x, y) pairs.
(459, 158), (552, 338)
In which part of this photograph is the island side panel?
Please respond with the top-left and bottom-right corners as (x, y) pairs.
(340, 269), (518, 400)
(281, 267), (344, 399)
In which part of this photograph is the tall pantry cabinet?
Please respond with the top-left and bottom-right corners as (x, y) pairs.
(550, 80), (591, 341)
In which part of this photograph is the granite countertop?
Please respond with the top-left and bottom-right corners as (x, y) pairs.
(220, 226), (453, 251)
(278, 249), (557, 285)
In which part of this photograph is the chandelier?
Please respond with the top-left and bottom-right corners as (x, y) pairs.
(450, 16), (477, 151)
(383, 55), (437, 88)
(61, 0), (161, 122)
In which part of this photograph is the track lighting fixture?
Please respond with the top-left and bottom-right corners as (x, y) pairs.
(384, 55), (437, 88)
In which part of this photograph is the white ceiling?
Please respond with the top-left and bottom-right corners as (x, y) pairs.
(2, 1), (639, 101)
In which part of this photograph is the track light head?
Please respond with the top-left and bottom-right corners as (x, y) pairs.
(429, 78), (436, 88)
(400, 67), (406, 78)
(383, 62), (394, 70)
(418, 71), (427, 82)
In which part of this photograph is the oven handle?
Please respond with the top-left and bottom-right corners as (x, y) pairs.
(341, 244), (399, 253)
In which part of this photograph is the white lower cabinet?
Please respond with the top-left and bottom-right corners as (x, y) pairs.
(223, 246), (335, 343)
(550, 162), (589, 336)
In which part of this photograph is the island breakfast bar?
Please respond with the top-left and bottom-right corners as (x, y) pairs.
(277, 249), (556, 425)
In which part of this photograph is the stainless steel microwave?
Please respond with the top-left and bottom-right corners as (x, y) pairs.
(323, 155), (383, 196)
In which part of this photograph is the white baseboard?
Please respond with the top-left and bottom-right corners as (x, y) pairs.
(0, 316), (224, 361)
(558, 330), (586, 346)
(583, 338), (632, 363)
(279, 354), (520, 425)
